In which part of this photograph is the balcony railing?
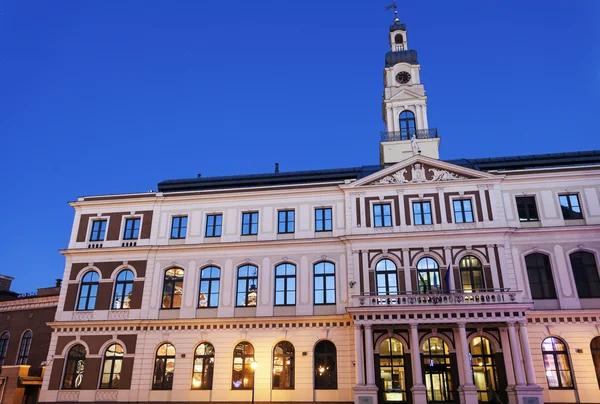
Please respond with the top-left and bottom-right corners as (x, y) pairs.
(381, 128), (439, 142)
(352, 289), (520, 307)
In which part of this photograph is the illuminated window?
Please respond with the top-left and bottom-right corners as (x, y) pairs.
(162, 268), (184, 309)
(470, 337), (498, 402)
(273, 341), (294, 389)
(232, 342), (255, 390)
(379, 338), (406, 402)
(590, 337), (600, 389)
(100, 344), (124, 389)
(153, 343), (176, 390)
(542, 337), (573, 389)
(112, 269), (134, 309)
(459, 256), (484, 292)
(192, 343), (214, 390)
(314, 340), (337, 390)
(62, 344), (86, 389)
(423, 337), (453, 402)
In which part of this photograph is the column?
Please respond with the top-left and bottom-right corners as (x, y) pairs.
(354, 325), (365, 386)
(409, 324), (423, 386)
(364, 325), (376, 386)
(507, 322), (526, 386)
(518, 321), (537, 386)
(457, 323), (475, 387)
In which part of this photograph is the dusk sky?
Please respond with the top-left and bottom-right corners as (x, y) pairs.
(0, 1), (598, 292)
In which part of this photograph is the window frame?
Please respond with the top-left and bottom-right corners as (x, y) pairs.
(590, 336), (600, 389)
(0, 332), (8, 367)
(236, 265), (258, 307)
(375, 259), (399, 296)
(412, 201), (433, 225)
(122, 217), (141, 240)
(205, 214), (223, 238)
(274, 263), (296, 306)
(170, 216), (188, 239)
(100, 343), (124, 389)
(77, 271), (99, 311)
(516, 196), (539, 222)
(199, 266), (220, 308)
(314, 340), (337, 390)
(453, 199), (474, 223)
(314, 261), (336, 305)
(278, 210), (295, 234)
(417, 257), (441, 293)
(231, 342), (255, 390)
(152, 343), (176, 390)
(459, 255), (485, 292)
(542, 337), (574, 389)
(62, 344), (86, 390)
(315, 207), (333, 232)
(525, 253), (557, 299)
(16, 330), (32, 365)
(112, 269), (134, 310)
(89, 219), (107, 242)
(192, 342), (215, 390)
(569, 251), (600, 298)
(273, 341), (295, 390)
(559, 194), (583, 220)
(373, 203), (393, 227)
(379, 337), (407, 401)
(241, 212), (259, 235)
(469, 336), (499, 402)
(161, 268), (184, 309)
(399, 110), (416, 139)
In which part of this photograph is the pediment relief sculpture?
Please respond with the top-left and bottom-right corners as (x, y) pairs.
(370, 163), (469, 185)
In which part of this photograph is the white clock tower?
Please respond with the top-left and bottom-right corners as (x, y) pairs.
(380, 11), (440, 164)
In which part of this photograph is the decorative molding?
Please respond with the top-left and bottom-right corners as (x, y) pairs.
(370, 164), (469, 185)
(95, 390), (118, 402)
(72, 311), (93, 321)
(57, 391), (80, 402)
(108, 311), (130, 320)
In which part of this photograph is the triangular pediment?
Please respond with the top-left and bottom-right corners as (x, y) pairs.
(389, 88), (425, 101)
(349, 155), (498, 187)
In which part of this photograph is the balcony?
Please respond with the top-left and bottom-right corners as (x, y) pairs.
(381, 128), (439, 142)
(351, 289), (521, 308)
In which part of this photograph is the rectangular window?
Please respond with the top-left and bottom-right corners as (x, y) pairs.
(89, 220), (107, 241)
(315, 208), (332, 231)
(413, 201), (432, 225)
(453, 199), (474, 223)
(516, 196), (539, 222)
(274, 264), (296, 306)
(170, 216), (188, 239)
(278, 210), (295, 234)
(559, 194), (583, 220)
(373, 204), (392, 227)
(205, 214), (222, 237)
(123, 218), (141, 240)
(241, 212), (259, 235)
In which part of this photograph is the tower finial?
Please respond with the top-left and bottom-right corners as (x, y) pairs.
(385, 0), (399, 23)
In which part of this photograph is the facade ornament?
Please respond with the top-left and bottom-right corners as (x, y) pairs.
(370, 164), (468, 185)
(282, 257), (288, 262)
(321, 255), (328, 260)
(428, 167), (468, 181)
(577, 244), (585, 250)
(371, 168), (408, 185)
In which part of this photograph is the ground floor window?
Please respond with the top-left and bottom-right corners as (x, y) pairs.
(470, 336), (498, 402)
(379, 337), (407, 402)
(423, 337), (453, 403)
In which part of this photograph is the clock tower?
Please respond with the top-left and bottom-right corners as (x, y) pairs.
(380, 11), (440, 164)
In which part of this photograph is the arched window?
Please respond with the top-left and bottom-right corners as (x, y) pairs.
(314, 340), (337, 390)
(376, 259), (398, 295)
(100, 344), (124, 389)
(77, 271), (99, 311)
(153, 343), (176, 390)
(570, 252), (600, 298)
(417, 258), (441, 293)
(591, 337), (600, 389)
(192, 343), (214, 390)
(16, 330), (32, 365)
(112, 269), (134, 309)
(399, 110), (416, 139)
(199, 266), (220, 308)
(459, 256), (484, 292)
(0, 332), (8, 367)
(314, 262), (336, 305)
(542, 337), (573, 389)
(394, 34), (404, 44)
(379, 337), (406, 401)
(232, 342), (255, 390)
(62, 344), (86, 389)
(162, 268), (184, 309)
(525, 253), (557, 299)
(236, 265), (258, 307)
(470, 337), (498, 402)
(275, 263), (296, 306)
(423, 337), (453, 402)
(273, 341), (294, 389)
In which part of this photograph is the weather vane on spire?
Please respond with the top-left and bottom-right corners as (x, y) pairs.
(385, 0), (400, 23)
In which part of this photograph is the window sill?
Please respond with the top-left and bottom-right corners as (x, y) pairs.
(168, 238), (186, 245)
(564, 219), (586, 226)
(203, 236), (221, 244)
(240, 235), (258, 241)
(277, 233), (295, 240)
(315, 231), (333, 238)
(520, 221), (542, 228)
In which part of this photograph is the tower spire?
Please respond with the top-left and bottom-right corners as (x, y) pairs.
(385, 1), (399, 23)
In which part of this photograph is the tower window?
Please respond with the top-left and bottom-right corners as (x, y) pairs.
(394, 34), (404, 44)
(399, 111), (416, 139)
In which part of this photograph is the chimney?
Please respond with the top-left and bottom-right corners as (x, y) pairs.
(55, 279), (62, 288)
(0, 275), (14, 292)
(275, 163), (280, 174)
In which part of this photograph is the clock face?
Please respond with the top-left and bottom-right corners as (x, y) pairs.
(395, 71), (411, 84)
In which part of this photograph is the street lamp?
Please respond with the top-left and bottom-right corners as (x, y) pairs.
(250, 359), (258, 404)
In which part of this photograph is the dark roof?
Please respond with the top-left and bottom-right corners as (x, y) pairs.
(158, 150), (600, 193)
(385, 50), (418, 67)
(390, 22), (406, 32)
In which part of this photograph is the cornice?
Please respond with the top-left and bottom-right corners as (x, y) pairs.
(0, 295), (59, 312)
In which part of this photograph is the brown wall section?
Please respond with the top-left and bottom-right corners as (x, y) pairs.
(95, 283), (112, 310)
(139, 210), (154, 239)
(76, 214), (95, 242)
(55, 336), (77, 355)
(81, 335), (111, 355)
(106, 212), (126, 241)
(70, 263), (88, 281)
(80, 357), (101, 390)
(119, 357), (135, 389)
(117, 334), (138, 354)
(129, 281), (144, 310)
(63, 284), (78, 312)
(129, 260), (147, 278)
(48, 358), (65, 390)
(484, 190), (493, 220)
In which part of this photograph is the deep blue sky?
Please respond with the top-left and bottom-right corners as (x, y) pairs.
(0, 1), (598, 292)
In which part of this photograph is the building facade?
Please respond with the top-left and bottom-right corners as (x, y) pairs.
(0, 276), (61, 404)
(39, 14), (600, 404)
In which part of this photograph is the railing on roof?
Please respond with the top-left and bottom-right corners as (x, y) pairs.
(381, 128), (439, 142)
